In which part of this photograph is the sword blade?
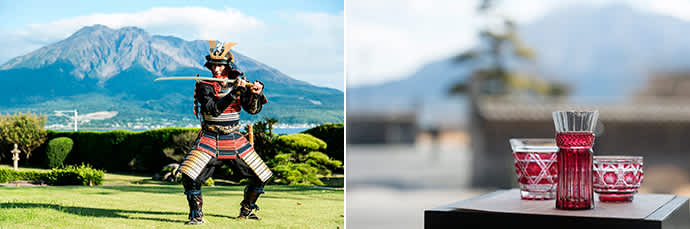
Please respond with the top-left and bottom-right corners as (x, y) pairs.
(154, 76), (255, 87)
(154, 76), (236, 83)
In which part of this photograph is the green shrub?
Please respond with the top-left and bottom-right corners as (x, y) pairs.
(272, 161), (324, 186)
(204, 177), (214, 186)
(276, 134), (327, 152)
(27, 128), (199, 172)
(267, 133), (342, 186)
(0, 169), (50, 183)
(0, 168), (13, 182)
(51, 164), (105, 186)
(50, 168), (81, 185)
(303, 123), (344, 163)
(45, 137), (73, 168)
(304, 152), (342, 176)
(164, 131), (198, 162)
(17, 126), (347, 186)
(248, 119), (280, 160)
(213, 164), (235, 180)
(0, 164), (104, 186)
(273, 153), (292, 163)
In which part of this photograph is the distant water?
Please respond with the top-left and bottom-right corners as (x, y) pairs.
(274, 128), (309, 135)
(51, 127), (308, 135)
(50, 128), (148, 132)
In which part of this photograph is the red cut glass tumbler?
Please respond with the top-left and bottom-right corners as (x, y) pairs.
(553, 110), (598, 210)
(593, 156), (644, 202)
(509, 139), (558, 200)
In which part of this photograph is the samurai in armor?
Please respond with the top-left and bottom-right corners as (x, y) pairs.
(178, 41), (272, 225)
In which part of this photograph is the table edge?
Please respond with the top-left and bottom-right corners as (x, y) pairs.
(645, 196), (689, 221)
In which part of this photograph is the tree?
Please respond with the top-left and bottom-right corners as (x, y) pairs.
(245, 118), (279, 160)
(268, 133), (342, 185)
(449, 0), (569, 98)
(264, 117), (279, 136)
(164, 130), (198, 162)
(0, 112), (48, 159)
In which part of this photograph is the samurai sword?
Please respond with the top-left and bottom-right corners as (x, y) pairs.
(154, 76), (254, 87)
(154, 76), (236, 83)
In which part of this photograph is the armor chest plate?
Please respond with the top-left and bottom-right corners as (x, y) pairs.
(215, 86), (242, 114)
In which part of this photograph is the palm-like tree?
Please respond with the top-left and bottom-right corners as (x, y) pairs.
(264, 117), (279, 136)
(449, 0), (569, 99)
(454, 0), (570, 188)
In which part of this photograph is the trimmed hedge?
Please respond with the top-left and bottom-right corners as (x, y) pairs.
(28, 128), (200, 173)
(276, 134), (327, 152)
(0, 168), (47, 183)
(46, 137), (73, 168)
(272, 161), (323, 186)
(303, 123), (343, 163)
(17, 125), (344, 185)
(0, 164), (104, 186)
(268, 133), (342, 186)
(51, 164), (105, 186)
(304, 151), (342, 176)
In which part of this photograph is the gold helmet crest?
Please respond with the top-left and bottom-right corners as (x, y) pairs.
(205, 40), (237, 69)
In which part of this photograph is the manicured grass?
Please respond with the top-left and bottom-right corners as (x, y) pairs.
(0, 167), (344, 228)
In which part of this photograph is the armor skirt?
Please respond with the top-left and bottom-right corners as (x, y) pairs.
(179, 129), (272, 183)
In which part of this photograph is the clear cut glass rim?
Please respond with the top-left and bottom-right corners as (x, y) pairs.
(552, 110), (600, 115)
(552, 110), (600, 132)
(509, 138), (558, 153)
(555, 130), (595, 134)
(593, 155), (644, 163)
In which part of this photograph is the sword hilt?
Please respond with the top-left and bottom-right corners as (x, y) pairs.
(248, 124), (254, 145)
(235, 76), (255, 88)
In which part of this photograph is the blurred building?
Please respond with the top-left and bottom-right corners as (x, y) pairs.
(636, 72), (690, 98)
(347, 112), (418, 144)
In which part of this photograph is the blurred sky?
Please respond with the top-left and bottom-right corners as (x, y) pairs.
(0, 0), (344, 90)
(347, 0), (690, 87)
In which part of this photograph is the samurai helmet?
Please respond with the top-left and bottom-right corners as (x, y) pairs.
(204, 40), (237, 69)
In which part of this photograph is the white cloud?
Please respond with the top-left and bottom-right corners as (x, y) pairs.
(0, 7), (263, 64)
(0, 7), (344, 90)
(346, 0), (480, 87)
(30, 7), (263, 42)
(629, 0), (690, 21)
(237, 11), (344, 90)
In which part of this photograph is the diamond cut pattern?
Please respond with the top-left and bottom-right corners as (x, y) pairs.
(594, 161), (644, 189)
(514, 152), (557, 185)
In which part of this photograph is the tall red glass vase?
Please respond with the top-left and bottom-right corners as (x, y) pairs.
(553, 111), (598, 210)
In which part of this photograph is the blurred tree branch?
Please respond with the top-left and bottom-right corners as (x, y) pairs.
(449, 0), (569, 98)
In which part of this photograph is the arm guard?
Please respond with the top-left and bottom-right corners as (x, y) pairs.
(241, 91), (268, 114)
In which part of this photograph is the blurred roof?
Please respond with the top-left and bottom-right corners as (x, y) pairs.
(347, 112), (416, 122)
(478, 98), (690, 122)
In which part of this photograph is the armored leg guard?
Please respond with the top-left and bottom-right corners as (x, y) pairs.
(238, 181), (265, 220)
(185, 190), (204, 225)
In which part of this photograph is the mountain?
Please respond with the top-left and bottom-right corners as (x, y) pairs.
(520, 4), (690, 99)
(348, 4), (690, 118)
(346, 58), (470, 127)
(0, 25), (343, 127)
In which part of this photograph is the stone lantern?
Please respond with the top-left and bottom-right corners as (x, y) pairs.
(11, 144), (20, 171)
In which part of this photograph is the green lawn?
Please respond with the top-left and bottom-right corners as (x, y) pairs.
(0, 167), (344, 228)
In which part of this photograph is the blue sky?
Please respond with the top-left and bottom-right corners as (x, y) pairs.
(0, 0), (344, 90)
